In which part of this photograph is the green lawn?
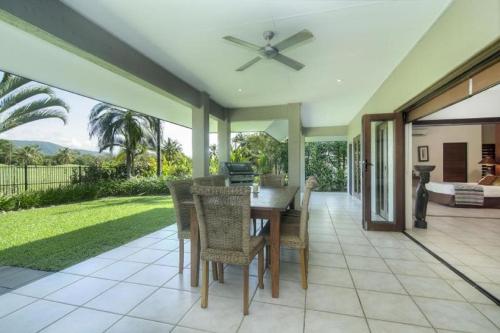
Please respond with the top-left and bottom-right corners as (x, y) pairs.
(0, 195), (175, 271)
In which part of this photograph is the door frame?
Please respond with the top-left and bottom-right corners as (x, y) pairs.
(362, 112), (405, 231)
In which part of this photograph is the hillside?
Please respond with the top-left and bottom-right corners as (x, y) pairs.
(10, 140), (100, 156)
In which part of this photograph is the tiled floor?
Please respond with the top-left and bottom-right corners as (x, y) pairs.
(408, 201), (500, 300)
(1, 193), (499, 332)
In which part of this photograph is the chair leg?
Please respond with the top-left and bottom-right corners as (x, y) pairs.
(217, 263), (224, 283)
(253, 219), (257, 235)
(178, 239), (184, 274)
(212, 262), (218, 281)
(305, 244), (309, 277)
(243, 265), (249, 315)
(265, 245), (271, 269)
(300, 248), (308, 289)
(258, 248), (264, 289)
(201, 260), (209, 308)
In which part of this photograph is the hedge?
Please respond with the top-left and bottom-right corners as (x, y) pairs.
(0, 176), (174, 212)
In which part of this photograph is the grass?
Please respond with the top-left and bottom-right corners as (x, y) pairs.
(0, 195), (175, 271)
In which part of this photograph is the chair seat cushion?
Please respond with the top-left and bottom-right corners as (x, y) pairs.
(201, 236), (265, 266)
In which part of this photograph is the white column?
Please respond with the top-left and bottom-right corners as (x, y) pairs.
(217, 115), (231, 169)
(287, 103), (302, 207)
(192, 92), (210, 177)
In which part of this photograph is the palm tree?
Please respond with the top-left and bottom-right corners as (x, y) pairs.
(0, 72), (69, 133)
(0, 139), (14, 164)
(144, 116), (162, 176)
(54, 148), (76, 165)
(13, 145), (43, 165)
(88, 103), (153, 178)
(162, 138), (183, 162)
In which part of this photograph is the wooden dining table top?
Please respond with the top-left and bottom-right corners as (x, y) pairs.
(182, 185), (299, 211)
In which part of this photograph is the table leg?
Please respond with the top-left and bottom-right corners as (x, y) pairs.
(190, 207), (200, 287)
(270, 209), (281, 298)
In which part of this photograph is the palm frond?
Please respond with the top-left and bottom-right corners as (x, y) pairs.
(0, 73), (31, 98)
(1, 97), (69, 126)
(0, 109), (68, 133)
(0, 86), (55, 113)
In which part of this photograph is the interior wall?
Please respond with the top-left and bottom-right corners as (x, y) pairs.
(412, 125), (482, 182)
(482, 124), (497, 144)
(347, 0), (500, 140)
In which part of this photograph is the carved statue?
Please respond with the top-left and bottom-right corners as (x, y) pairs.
(414, 165), (435, 229)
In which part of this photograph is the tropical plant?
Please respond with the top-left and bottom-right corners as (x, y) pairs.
(88, 103), (154, 178)
(0, 72), (69, 133)
(0, 139), (14, 164)
(162, 138), (183, 162)
(13, 145), (43, 165)
(144, 116), (162, 176)
(209, 143), (219, 174)
(54, 148), (76, 165)
(305, 141), (347, 192)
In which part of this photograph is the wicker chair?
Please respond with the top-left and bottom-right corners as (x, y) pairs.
(260, 173), (285, 187)
(192, 185), (265, 315)
(193, 175), (227, 186)
(264, 176), (318, 289)
(166, 179), (194, 274)
(282, 176), (319, 219)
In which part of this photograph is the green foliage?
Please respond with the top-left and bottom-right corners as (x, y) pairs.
(12, 145), (44, 165)
(0, 139), (14, 164)
(53, 148), (76, 165)
(0, 72), (69, 134)
(0, 176), (174, 212)
(305, 141), (347, 192)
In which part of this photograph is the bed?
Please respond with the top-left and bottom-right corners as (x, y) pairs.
(426, 182), (500, 208)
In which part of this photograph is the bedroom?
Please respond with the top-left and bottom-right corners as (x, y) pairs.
(408, 83), (500, 301)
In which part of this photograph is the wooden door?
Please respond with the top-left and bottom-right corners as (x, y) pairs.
(443, 143), (467, 182)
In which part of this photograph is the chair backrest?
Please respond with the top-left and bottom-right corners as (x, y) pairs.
(192, 185), (251, 256)
(167, 179), (194, 234)
(260, 173), (284, 187)
(300, 176), (319, 241)
(193, 175), (227, 187)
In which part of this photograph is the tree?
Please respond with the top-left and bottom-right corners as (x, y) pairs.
(162, 138), (183, 162)
(13, 145), (43, 165)
(54, 148), (76, 165)
(209, 144), (219, 174)
(0, 139), (14, 164)
(144, 116), (162, 176)
(305, 141), (347, 192)
(0, 72), (69, 133)
(88, 103), (154, 178)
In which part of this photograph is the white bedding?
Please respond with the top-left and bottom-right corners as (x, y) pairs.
(427, 182), (500, 198)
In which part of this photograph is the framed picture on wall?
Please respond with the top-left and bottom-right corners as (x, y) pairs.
(418, 146), (429, 162)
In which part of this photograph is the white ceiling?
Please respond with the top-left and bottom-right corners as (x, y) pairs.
(421, 84), (500, 121)
(62, 0), (451, 127)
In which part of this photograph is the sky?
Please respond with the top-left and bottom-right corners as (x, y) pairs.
(0, 72), (216, 157)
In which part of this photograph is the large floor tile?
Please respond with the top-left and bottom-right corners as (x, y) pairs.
(305, 310), (370, 333)
(171, 326), (207, 333)
(415, 296), (499, 332)
(308, 265), (353, 288)
(155, 251), (190, 268)
(106, 316), (174, 333)
(368, 319), (435, 333)
(239, 302), (304, 333)
(91, 261), (147, 281)
(253, 278), (305, 308)
(397, 275), (464, 301)
(97, 246), (141, 260)
(473, 303), (500, 328)
(13, 272), (82, 298)
(147, 239), (180, 251)
(208, 273), (258, 300)
(385, 259), (438, 278)
(124, 248), (170, 264)
(358, 290), (429, 326)
(341, 244), (380, 258)
(45, 277), (116, 305)
(129, 288), (199, 324)
(40, 308), (120, 333)
(0, 293), (36, 318)
(85, 282), (156, 314)
(0, 300), (75, 333)
(351, 270), (406, 294)
(306, 283), (363, 316)
(308, 252), (347, 268)
(126, 264), (178, 286)
(123, 237), (161, 248)
(179, 295), (243, 333)
(62, 258), (115, 275)
(345, 255), (390, 273)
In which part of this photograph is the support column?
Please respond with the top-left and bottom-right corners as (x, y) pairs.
(300, 134), (306, 199)
(192, 92), (210, 178)
(217, 115), (231, 171)
(287, 103), (302, 208)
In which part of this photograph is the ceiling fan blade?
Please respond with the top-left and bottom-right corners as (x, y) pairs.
(273, 54), (305, 71)
(273, 29), (314, 52)
(236, 57), (262, 71)
(223, 36), (261, 52)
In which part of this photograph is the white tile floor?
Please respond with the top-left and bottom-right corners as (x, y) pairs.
(407, 201), (500, 300)
(0, 193), (499, 332)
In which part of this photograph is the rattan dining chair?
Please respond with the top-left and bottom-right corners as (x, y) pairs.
(167, 179), (194, 274)
(192, 185), (265, 315)
(263, 176), (318, 289)
(193, 175), (227, 186)
(260, 173), (285, 187)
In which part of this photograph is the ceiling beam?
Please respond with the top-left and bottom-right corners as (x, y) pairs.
(0, 0), (225, 119)
(302, 126), (348, 137)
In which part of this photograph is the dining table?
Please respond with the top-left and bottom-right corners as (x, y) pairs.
(184, 185), (299, 298)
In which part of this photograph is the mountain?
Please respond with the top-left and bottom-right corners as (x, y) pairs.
(9, 140), (101, 156)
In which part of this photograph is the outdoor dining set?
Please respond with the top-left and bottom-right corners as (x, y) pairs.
(167, 174), (318, 315)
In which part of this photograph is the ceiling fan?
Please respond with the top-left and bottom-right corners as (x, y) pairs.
(223, 29), (313, 72)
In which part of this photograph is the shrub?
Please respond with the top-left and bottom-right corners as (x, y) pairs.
(0, 176), (175, 212)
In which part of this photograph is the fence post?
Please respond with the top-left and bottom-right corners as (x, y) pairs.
(79, 165), (82, 183)
(24, 164), (28, 191)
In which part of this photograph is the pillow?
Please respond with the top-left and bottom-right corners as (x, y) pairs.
(478, 175), (497, 186)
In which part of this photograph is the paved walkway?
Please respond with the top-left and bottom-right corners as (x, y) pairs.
(0, 193), (499, 332)
(0, 266), (50, 296)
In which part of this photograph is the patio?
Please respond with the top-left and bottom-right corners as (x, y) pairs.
(0, 193), (498, 333)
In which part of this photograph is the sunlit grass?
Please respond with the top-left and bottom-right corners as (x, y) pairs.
(0, 195), (174, 271)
